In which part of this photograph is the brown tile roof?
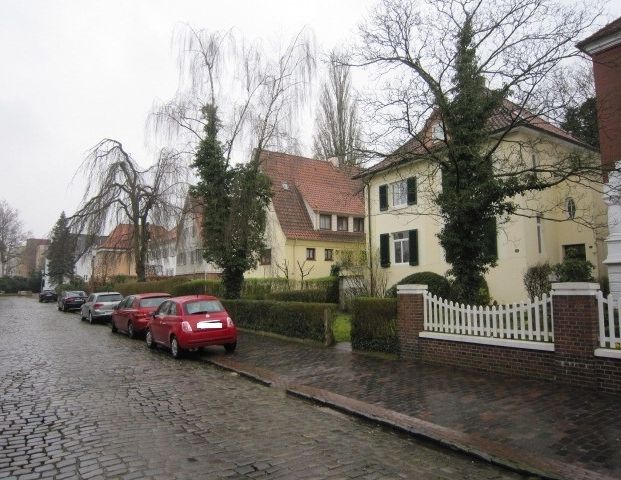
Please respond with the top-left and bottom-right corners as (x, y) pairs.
(577, 17), (621, 51)
(259, 150), (365, 243)
(356, 99), (591, 178)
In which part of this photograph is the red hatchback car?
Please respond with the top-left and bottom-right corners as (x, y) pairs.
(111, 293), (172, 338)
(145, 295), (237, 358)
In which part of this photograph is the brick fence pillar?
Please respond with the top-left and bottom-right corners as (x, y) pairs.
(396, 284), (427, 360)
(551, 282), (600, 388)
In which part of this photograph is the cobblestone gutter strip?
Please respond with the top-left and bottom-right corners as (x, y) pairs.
(205, 355), (615, 480)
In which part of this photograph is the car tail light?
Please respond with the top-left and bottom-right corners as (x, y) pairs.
(181, 321), (192, 333)
(226, 317), (234, 328)
(93, 303), (103, 309)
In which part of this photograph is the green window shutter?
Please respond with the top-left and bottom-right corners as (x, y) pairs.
(485, 218), (498, 260)
(380, 233), (390, 268)
(379, 185), (388, 211)
(408, 229), (419, 266)
(407, 177), (417, 205)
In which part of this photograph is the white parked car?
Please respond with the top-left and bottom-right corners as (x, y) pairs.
(80, 292), (123, 324)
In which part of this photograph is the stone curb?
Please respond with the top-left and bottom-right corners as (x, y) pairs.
(203, 355), (616, 480)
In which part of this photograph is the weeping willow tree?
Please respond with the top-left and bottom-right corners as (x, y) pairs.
(70, 140), (187, 281)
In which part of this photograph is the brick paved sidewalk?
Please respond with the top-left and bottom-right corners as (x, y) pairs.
(201, 331), (621, 480)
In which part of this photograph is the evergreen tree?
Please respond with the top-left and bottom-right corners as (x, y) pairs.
(47, 212), (76, 286)
(192, 105), (272, 299)
(561, 97), (599, 149)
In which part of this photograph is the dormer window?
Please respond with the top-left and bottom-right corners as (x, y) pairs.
(432, 123), (445, 141)
(319, 214), (332, 230)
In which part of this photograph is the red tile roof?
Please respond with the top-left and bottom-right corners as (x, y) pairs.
(259, 150), (365, 243)
(356, 99), (591, 178)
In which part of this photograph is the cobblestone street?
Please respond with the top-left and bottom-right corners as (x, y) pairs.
(0, 297), (526, 480)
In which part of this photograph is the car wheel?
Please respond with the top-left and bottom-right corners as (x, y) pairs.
(145, 329), (155, 349)
(224, 342), (237, 353)
(88, 312), (94, 324)
(62, 303), (68, 312)
(111, 320), (118, 333)
(170, 336), (182, 359)
(57, 304), (61, 311)
(127, 321), (136, 339)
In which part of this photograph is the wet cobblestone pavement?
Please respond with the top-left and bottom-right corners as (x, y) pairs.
(0, 297), (526, 480)
(202, 331), (621, 480)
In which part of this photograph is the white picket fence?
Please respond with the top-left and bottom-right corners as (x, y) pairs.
(596, 291), (621, 350)
(423, 293), (554, 343)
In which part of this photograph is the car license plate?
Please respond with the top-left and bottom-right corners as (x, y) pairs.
(197, 321), (222, 329)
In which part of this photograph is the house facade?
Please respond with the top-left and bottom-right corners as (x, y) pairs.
(246, 150), (366, 281)
(359, 108), (607, 303)
(577, 17), (621, 173)
(146, 227), (177, 278)
(175, 195), (221, 279)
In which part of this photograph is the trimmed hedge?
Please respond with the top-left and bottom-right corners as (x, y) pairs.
(108, 276), (339, 303)
(351, 297), (399, 354)
(267, 289), (331, 303)
(111, 277), (187, 296)
(222, 299), (336, 344)
(305, 276), (339, 304)
(172, 279), (224, 297)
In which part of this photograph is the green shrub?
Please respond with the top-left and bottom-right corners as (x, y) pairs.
(0, 276), (31, 293)
(172, 279), (225, 297)
(523, 263), (552, 300)
(267, 289), (331, 303)
(111, 277), (187, 296)
(241, 278), (291, 299)
(553, 258), (595, 282)
(351, 297), (399, 354)
(305, 276), (339, 303)
(387, 271), (451, 299)
(222, 299), (336, 344)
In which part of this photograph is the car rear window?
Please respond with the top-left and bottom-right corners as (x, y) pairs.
(185, 300), (224, 314)
(98, 294), (123, 302)
(140, 297), (170, 308)
(66, 291), (80, 296)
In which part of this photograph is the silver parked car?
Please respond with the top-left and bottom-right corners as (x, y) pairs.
(80, 292), (124, 324)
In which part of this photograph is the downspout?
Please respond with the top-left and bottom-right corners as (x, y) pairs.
(365, 178), (374, 295)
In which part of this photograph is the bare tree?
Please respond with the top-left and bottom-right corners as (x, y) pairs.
(312, 52), (363, 165)
(70, 140), (187, 282)
(352, 0), (605, 303)
(149, 25), (315, 297)
(0, 200), (27, 277)
(149, 25), (315, 166)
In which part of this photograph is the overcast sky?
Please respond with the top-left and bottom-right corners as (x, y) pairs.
(1, 0), (620, 239)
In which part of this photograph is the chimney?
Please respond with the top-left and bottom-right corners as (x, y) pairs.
(327, 156), (340, 167)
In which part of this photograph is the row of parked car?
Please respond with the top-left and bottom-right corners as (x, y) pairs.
(40, 289), (238, 358)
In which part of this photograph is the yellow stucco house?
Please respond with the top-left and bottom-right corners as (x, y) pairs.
(246, 150), (366, 281)
(356, 104), (607, 303)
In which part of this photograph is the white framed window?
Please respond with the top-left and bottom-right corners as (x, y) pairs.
(391, 180), (407, 207)
(393, 231), (410, 264)
(337, 216), (348, 231)
(319, 214), (331, 230)
(353, 217), (364, 233)
(566, 198), (576, 219)
(432, 123), (445, 141)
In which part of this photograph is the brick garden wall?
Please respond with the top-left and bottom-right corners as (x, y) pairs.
(397, 284), (621, 394)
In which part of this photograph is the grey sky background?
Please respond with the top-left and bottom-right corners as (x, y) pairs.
(1, 0), (619, 239)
